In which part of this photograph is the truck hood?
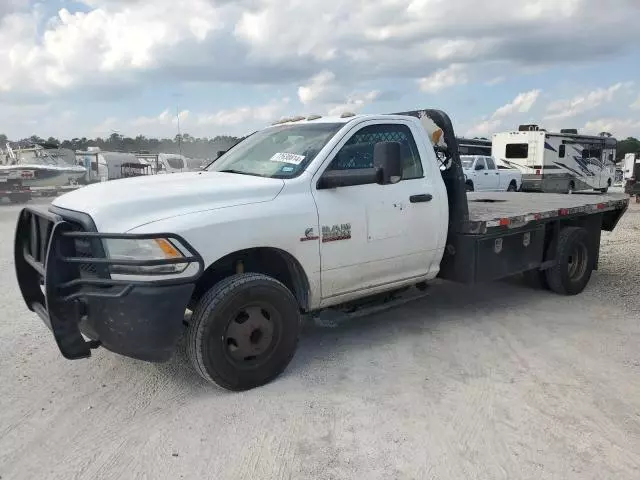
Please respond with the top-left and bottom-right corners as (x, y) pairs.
(52, 172), (285, 231)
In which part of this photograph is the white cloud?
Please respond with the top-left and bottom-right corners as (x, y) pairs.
(1, 1), (640, 139)
(465, 89), (541, 136)
(493, 89), (541, 118)
(0, 1), (223, 96)
(582, 118), (640, 138)
(89, 98), (291, 138)
(418, 64), (468, 93)
(485, 76), (506, 86)
(545, 82), (631, 120)
(196, 98), (290, 127)
(327, 90), (380, 116)
(1, 0), (639, 100)
(465, 119), (502, 137)
(131, 109), (189, 128)
(298, 71), (340, 105)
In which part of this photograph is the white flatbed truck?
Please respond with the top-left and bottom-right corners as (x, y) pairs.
(14, 109), (629, 390)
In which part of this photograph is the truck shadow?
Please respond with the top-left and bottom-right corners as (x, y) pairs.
(140, 276), (554, 394)
(294, 278), (543, 360)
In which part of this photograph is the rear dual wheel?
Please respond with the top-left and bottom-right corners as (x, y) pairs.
(545, 227), (593, 295)
(187, 273), (301, 391)
(523, 226), (593, 296)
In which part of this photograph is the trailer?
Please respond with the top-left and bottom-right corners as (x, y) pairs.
(0, 169), (32, 203)
(457, 137), (492, 156)
(492, 126), (616, 194)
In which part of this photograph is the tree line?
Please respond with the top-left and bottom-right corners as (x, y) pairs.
(0, 132), (244, 161)
(1, 132), (639, 162)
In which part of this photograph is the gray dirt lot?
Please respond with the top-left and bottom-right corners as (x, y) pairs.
(1, 197), (640, 480)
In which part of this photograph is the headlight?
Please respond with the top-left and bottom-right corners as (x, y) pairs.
(103, 238), (189, 275)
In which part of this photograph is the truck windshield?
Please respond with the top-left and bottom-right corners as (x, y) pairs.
(207, 123), (343, 178)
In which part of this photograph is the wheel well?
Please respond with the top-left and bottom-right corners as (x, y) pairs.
(509, 179), (517, 185)
(190, 248), (311, 312)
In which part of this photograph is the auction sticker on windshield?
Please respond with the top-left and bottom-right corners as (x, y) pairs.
(270, 152), (305, 165)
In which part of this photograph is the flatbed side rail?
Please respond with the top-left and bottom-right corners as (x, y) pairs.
(14, 206), (204, 360)
(463, 196), (629, 235)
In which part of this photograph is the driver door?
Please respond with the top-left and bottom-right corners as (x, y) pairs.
(312, 121), (441, 303)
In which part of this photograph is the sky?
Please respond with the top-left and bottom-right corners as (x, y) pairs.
(1, 0), (640, 141)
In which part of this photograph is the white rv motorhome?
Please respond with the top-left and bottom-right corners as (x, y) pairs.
(623, 153), (638, 181)
(492, 125), (616, 193)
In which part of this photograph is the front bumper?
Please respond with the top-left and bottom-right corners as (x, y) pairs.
(14, 206), (204, 362)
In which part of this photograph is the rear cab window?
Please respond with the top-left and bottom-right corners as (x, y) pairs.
(485, 157), (496, 170)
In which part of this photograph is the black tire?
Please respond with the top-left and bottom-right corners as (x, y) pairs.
(522, 269), (549, 290)
(187, 273), (301, 391)
(465, 181), (474, 192)
(545, 227), (593, 295)
(507, 181), (518, 192)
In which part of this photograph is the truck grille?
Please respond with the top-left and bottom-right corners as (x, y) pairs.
(73, 237), (99, 277)
(20, 209), (102, 280)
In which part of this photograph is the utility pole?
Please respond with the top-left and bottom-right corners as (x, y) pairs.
(176, 105), (183, 157)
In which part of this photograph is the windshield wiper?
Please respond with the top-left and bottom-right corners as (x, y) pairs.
(218, 169), (263, 177)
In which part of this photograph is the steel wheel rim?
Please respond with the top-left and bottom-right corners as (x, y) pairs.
(567, 243), (588, 281)
(223, 303), (279, 366)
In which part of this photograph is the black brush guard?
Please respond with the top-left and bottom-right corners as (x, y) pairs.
(14, 206), (204, 362)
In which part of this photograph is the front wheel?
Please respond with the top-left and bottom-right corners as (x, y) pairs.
(187, 273), (301, 391)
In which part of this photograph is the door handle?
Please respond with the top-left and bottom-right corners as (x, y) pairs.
(410, 194), (433, 203)
(484, 172), (489, 175)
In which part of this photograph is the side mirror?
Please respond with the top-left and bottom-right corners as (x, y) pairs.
(475, 164), (485, 171)
(317, 169), (378, 189)
(373, 141), (402, 185)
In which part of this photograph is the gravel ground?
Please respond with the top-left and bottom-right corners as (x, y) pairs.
(1, 197), (640, 480)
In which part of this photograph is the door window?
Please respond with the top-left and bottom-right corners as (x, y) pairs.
(475, 158), (487, 170)
(485, 157), (496, 170)
(327, 124), (423, 180)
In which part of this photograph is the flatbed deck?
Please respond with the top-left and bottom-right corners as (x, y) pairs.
(463, 192), (629, 234)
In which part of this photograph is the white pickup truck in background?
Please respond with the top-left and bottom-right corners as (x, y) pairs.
(461, 155), (522, 192)
(14, 109), (629, 391)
